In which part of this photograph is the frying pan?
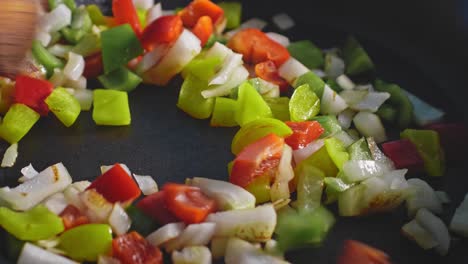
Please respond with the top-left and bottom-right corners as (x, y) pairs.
(1, 0), (468, 263)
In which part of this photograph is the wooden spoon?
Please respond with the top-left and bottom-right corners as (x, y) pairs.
(0, 0), (43, 78)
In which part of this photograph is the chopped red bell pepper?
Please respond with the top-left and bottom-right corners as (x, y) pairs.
(14, 75), (53, 116)
(112, 231), (163, 264)
(337, 240), (391, 264)
(59, 205), (90, 230)
(230, 133), (284, 188)
(87, 164), (141, 204)
(254, 60), (289, 91)
(284, 121), (324, 150)
(178, 0), (224, 28)
(425, 122), (468, 163)
(228, 28), (290, 67)
(83, 53), (103, 79)
(141, 15), (183, 52)
(163, 183), (217, 224)
(136, 191), (179, 225)
(381, 139), (424, 171)
(112, 0), (142, 36)
(192, 16), (213, 47)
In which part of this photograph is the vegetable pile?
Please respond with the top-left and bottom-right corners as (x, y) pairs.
(0, 0), (467, 263)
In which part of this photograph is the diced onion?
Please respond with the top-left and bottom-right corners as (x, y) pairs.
(435, 191), (450, 204)
(293, 139), (324, 165)
(336, 74), (355, 90)
(64, 52), (85, 81)
(20, 163), (39, 181)
(73, 88), (93, 111)
(204, 42), (232, 61)
(146, 3), (163, 25)
(189, 177), (256, 210)
(202, 65), (248, 98)
(48, 44), (73, 59)
(209, 53), (243, 86)
(272, 13), (295, 30)
(211, 237), (229, 259)
(449, 193), (468, 238)
(18, 243), (78, 264)
(342, 160), (392, 183)
(366, 137), (394, 168)
(50, 69), (67, 87)
(225, 238), (288, 264)
(79, 189), (113, 223)
(339, 90), (368, 106)
(206, 204), (276, 242)
(39, 4), (72, 33)
(133, 0), (154, 10)
(65, 76), (87, 90)
(337, 109), (356, 129)
(164, 223), (216, 252)
(266, 32), (290, 47)
(63, 181), (91, 212)
(402, 219), (439, 250)
(270, 145), (294, 202)
(406, 178), (443, 217)
(321, 85), (348, 115)
(278, 58), (309, 84)
(172, 246), (212, 264)
(353, 112), (387, 143)
(241, 18), (268, 30)
(133, 174), (158, 195)
(147, 222), (186, 247)
(98, 255), (121, 264)
(416, 208), (450, 255)
(334, 130), (356, 148)
(43, 192), (68, 215)
(312, 69), (326, 78)
(324, 54), (345, 79)
(108, 203), (131, 235)
(36, 31), (51, 47)
(136, 44), (170, 75)
(1, 143), (18, 168)
(351, 92), (390, 112)
(355, 83), (374, 91)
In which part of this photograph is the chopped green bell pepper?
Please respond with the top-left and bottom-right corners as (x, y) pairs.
(324, 137), (349, 170)
(182, 56), (223, 81)
(287, 40), (324, 69)
(92, 89), (131, 126)
(126, 205), (158, 237)
(293, 71), (325, 98)
(400, 129), (445, 176)
(59, 224), (112, 262)
(289, 84), (320, 121)
(292, 164), (325, 211)
(45, 88), (81, 127)
(234, 82), (272, 126)
(218, 2), (242, 29)
(48, 0), (76, 11)
(347, 137), (372, 160)
(326, 78), (342, 93)
(299, 145), (338, 178)
(210, 97), (238, 127)
(86, 5), (107, 25)
(72, 33), (101, 57)
(265, 97), (290, 121)
(342, 36), (375, 75)
(101, 24), (143, 74)
(31, 40), (64, 78)
(98, 67), (142, 92)
(0, 104), (40, 144)
(61, 6), (93, 44)
(376, 103), (397, 123)
(324, 177), (354, 193)
(310, 115), (342, 138)
(231, 118), (292, 155)
(137, 8), (147, 28)
(245, 174), (271, 205)
(177, 75), (214, 119)
(0, 205), (64, 241)
(374, 79), (413, 128)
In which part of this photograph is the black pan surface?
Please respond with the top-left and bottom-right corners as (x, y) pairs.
(1, 0), (468, 263)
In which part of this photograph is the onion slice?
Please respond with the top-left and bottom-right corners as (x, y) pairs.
(293, 139), (324, 165)
(1, 143), (18, 168)
(172, 246), (212, 264)
(272, 13), (295, 30)
(416, 208), (450, 255)
(266, 32), (290, 47)
(449, 193), (468, 238)
(133, 174), (158, 195)
(402, 219), (439, 250)
(406, 178), (443, 217)
(336, 74), (355, 90)
(321, 85), (348, 115)
(353, 112), (387, 143)
(39, 4), (72, 33)
(146, 3), (163, 25)
(202, 65), (248, 98)
(146, 222), (186, 247)
(18, 243), (78, 264)
(164, 223), (217, 252)
(271, 145), (294, 202)
(278, 58), (309, 84)
(43, 192), (68, 215)
(63, 52), (85, 81)
(108, 203), (131, 235)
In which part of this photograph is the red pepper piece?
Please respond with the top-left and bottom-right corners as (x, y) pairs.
(191, 16), (213, 47)
(136, 191), (179, 225)
(284, 121), (324, 150)
(14, 75), (53, 116)
(83, 53), (103, 79)
(60, 205), (90, 230)
(178, 0), (224, 28)
(112, 231), (163, 264)
(112, 0), (142, 36)
(141, 15), (183, 52)
(254, 60), (289, 92)
(381, 139), (424, 171)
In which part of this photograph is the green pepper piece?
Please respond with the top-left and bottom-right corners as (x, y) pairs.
(326, 78), (342, 93)
(59, 224), (112, 262)
(177, 75), (214, 119)
(210, 97), (238, 127)
(49, 31), (62, 46)
(265, 97), (290, 121)
(276, 206), (335, 251)
(342, 36), (375, 75)
(72, 33), (101, 57)
(299, 146), (338, 178)
(218, 2), (242, 29)
(324, 137), (350, 170)
(137, 8), (147, 28)
(292, 165), (325, 212)
(204, 34), (227, 49)
(98, 67), (142, 92)
(310, 115), (342, 138)
(347, 137), (372, 160)
(126, 205), (158, 237)
(338, 183), (365, 216)
(231, 118), (292, 155)
(245, 174), (271, 205)
(234, 82), (273, 126)
(86, 5), (107, 25)
(45, 88), (81, 127)
(374, 79), (413, 128)
(48, 0), (76, 11)
(287, 40), (324, 69)
(0, 104), (40, 144)
(31, 40), (64, 78)
(1, 230), (25, 261)
(324, 177), (354, 193)
(61, 27), (88, 44)
(400, 129), (445, 176)
(101, 24), (144, 74)
(93, 89), (131, 126)
(182, 56), (223, 81)
(293, 71), (325, 98)
(376, 103), (397, 123)
(0, 205), (64, 241)
(289, 84), (320, 121)
(61, 6), (93, 44)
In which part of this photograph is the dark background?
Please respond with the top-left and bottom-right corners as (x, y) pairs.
(1, 0), (468, 263)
